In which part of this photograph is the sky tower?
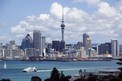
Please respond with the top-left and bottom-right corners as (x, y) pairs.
(61, 8), (65, 42)
(60, 8), (65, 52)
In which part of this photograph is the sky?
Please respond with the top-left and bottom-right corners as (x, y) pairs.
(0, 0), (122, 45)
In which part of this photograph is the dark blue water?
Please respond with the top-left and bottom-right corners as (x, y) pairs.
(0, 60), (121, 81)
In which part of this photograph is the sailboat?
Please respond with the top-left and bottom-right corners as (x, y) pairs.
(4, 62), (7, 69)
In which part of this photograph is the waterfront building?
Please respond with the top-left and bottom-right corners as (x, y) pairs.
(60, 41), (65, 52)
(86, 38), (92, 50)
(105, 43), (111, 54)
(21, 34), (33, 50)
(90, 48), (98, 57)
(52, 40), (66, 53)
(6, 40), (17, 50)
(11, 49), (24, 60)
(0, 43), (3, 58)
(92, 46), (97, 51)
(111, 40), (119, 57)
(96, 44), (99, 54)
(41, 36), (46, 56)
(25, 48), (37, 57)
(76, 42), (83, 49)
(0, 43), (4, 59)
(83, 33), (89, 48)
(77, 47), (87, 60)
(52, 40), (60, 52)
(98, 43), (111, 55)
(46, 43), (52, 54)
(33, 30), (41, 56)
(86, 38), (92, 55)
(2, 41), (24, 60)
(83, 33), (92, 55)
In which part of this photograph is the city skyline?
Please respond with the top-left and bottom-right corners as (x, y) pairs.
(0, 0), (122, 45)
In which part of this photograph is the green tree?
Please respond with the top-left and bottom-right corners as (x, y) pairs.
(60, 71), (71, 81)
(50, 67), (60, 81)
(31, 76), (42, 81)
(87, 73), (97, 81)
(44, 67), (71, 81)
(74, 77), (86, 81)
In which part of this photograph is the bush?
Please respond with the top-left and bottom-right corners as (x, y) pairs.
(31, 76), (42, 81)
(0, 79), (11, 81)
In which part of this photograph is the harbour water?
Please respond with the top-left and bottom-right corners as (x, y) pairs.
(0, 60), (121, 81)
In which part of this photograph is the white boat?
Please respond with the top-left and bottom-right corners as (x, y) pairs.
(4, 63), (7, 69)
(22, 67), (37, 72)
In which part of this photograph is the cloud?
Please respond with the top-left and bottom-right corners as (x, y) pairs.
(95, 2), (117, 17)
(73, 0), (101, 6)
(65, 7), (89, 23)
(11, 1), (122, 44)
(118, 0), (122, 12)
(50, 2), (62, 18)
(38, 14), (50, 21)
(11, 24), (26, 34)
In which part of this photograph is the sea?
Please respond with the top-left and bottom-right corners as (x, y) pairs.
(0, 60), (121, 81)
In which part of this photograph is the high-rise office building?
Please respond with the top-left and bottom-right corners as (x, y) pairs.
(3, 41), (23, 60)
(105, 43), (111, 54)
(111, 40), (119, 57)
(52, 40), (60, 52)
(76, 42), (83, 49)
(86, 38), (92, 50)
(41, 36), (46, 56)
(60, 41), (65, 52)
(46, 43), (52, 54)
(98, 43), (111, 55)
(6, 40), (17, 50)
(86, 38), (92, 56)
(83, 33), (90, 49)
(33, 30), (41, 55)
(83, 33), (91, 55)
(21, 34), (33, 50)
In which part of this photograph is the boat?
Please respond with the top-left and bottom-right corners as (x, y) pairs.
(22, 67), (37, 72)
(4, 63), (7, 69)
(95, 69), (120, 77)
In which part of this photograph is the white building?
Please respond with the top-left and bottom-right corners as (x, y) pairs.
(77, 47), (87, 60)
(111, 40), (119, 57)
(2, 40), (24, 60)
(41, 36), (46, 56)
(3, 49), (24, 60)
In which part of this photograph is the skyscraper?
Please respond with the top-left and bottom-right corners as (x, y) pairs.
(21, 34), (33, 50)
(98, 43), (111, 55)
(52, 40), (60, 52)
(83, 33), (91, 55)
(41, 36), (46, 56)
(83, 33), (90, 49)
(111, 40), (119, 57)
(86, 38), (92, 50)
(33, 30), (41, 55)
